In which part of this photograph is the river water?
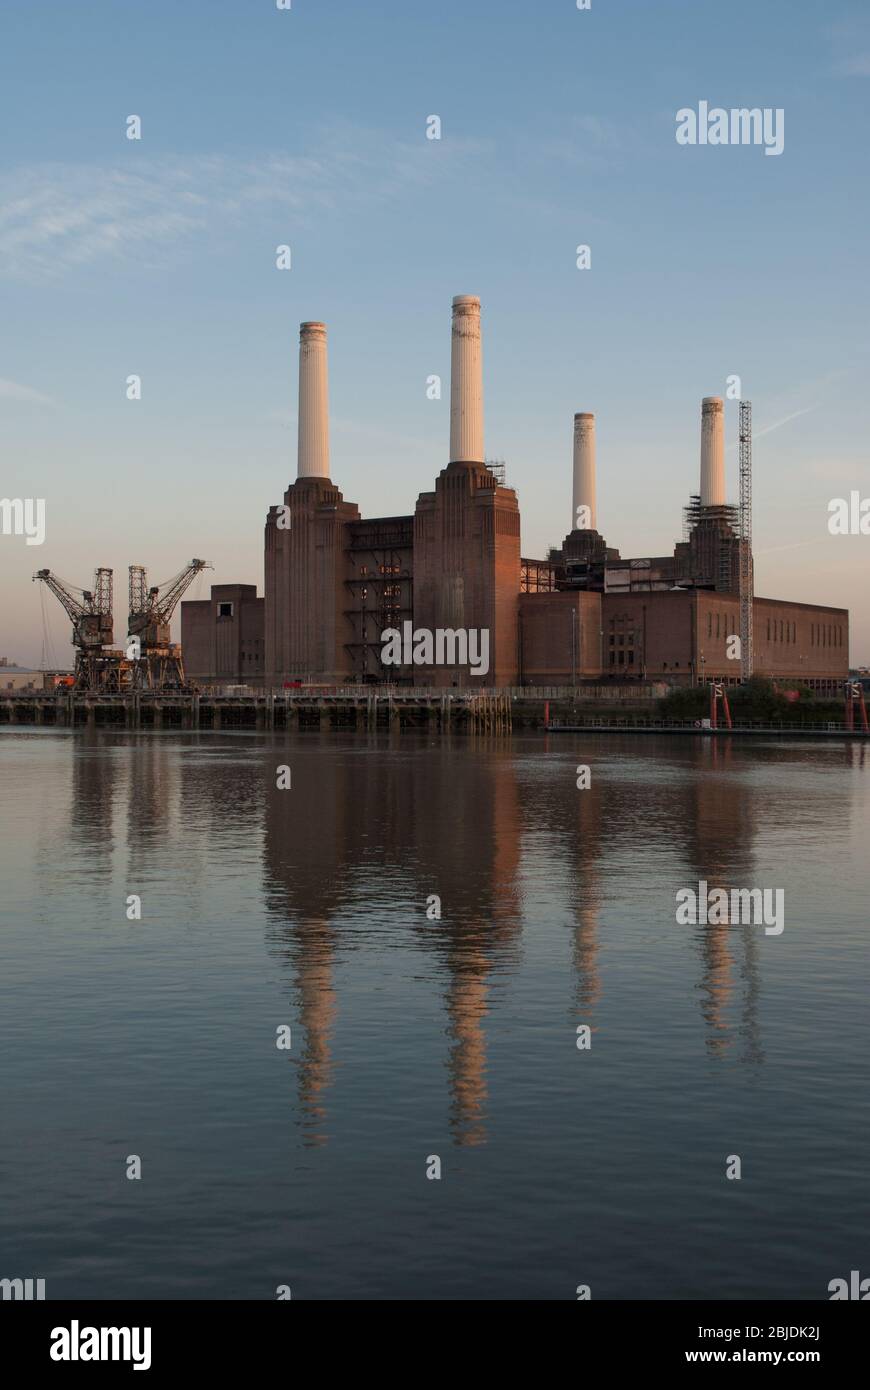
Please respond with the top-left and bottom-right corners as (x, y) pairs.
(1, 727), (867, 1300)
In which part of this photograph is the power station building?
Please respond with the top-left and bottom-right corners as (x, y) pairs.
(182, 295), (848, 690)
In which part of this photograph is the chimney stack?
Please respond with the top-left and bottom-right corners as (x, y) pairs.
(572, 413), (596, 530)
(297, 321), (330, 479)
(449, 295), (484, 464)
(700, 396), (725, 506)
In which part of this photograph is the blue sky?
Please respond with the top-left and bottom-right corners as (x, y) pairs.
(2, 0), (869, 665)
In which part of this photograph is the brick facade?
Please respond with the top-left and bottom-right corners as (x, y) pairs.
(181, 584), (264, 685)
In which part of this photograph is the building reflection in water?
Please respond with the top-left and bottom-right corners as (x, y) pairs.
(261, 733), (524, 1148)
(258, 729), (802, 1146)
(680, 737), (763, 1064)
(413, 743), (523, 1147)
(261, 739), (358, 1147)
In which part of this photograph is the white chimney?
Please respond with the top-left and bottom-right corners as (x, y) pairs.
(297, 321), (330, 479)
(700, 396), (725, 506)
(449, 295), (484, 464)
(572, 413), (596, 531)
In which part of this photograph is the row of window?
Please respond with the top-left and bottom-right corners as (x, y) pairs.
(766, 617), (797, 644)
(811, 623), (844, 648)
(358, 588), (404, 604)
(702, 612), (845, 650)
(707, 612), (738, 639)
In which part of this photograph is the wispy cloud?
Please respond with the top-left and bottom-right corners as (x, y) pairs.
(828, 19), (870, 76)
(838, 54), (870, 76)
(516, 113), (626, 171)
(0, 127), (485, 282)
(752, 405), (817, 441)
(724, 403), (818, 454)
(0, 377), (57, 407)
(755, 539), (819, 556)
(264, 408), (434, 454)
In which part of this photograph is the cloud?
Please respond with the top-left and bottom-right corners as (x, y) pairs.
(752, 405), (817, 441)
(0, 377), (56, 407)
(0, 128), (485, 282)
(263, 408), (434, 454)
(828, 19), (870, 76)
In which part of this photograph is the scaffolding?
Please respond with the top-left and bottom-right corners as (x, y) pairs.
(738, 400), (753, 681)
(520, 557), (558, 593)
(343, 517), (414, 682)
(485, 458), (507, 486)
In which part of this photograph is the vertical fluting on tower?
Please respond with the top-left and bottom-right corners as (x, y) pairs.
(297, 321), (330, 479)
(449, 295), (484, 464)
(572, 413), (597, 530)
(700, 396), (725, 506)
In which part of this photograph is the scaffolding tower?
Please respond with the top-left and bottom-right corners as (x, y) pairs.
(738, 400), (753, 681)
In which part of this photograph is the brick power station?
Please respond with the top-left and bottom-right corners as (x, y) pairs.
(182, 296), (848, 690)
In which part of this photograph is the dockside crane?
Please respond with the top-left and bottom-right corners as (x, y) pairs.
(33, 567), (118, 691)
(127, 558), (211, 689)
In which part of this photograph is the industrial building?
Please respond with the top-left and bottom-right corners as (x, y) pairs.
(182, 296), (848, 691)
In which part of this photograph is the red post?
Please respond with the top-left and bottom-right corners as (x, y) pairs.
(709, 683), (717, 730)
(543, 700), (550, 729)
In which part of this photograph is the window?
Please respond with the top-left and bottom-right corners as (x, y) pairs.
(217, 602), (233, 618)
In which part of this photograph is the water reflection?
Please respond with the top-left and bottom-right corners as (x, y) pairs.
(257, 733), (778, 1145)
(682, 738), (763, 1063)
(83, 729), (863, 1147)
(261, 738), (524, 1146)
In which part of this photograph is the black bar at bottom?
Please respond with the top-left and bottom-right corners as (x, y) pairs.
(2, 1299), (866, 1374)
